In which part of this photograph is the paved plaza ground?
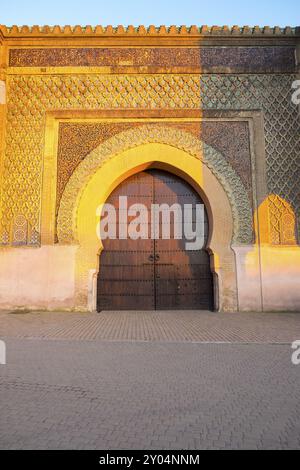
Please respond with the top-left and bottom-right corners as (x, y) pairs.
(0, 310), (300, 449)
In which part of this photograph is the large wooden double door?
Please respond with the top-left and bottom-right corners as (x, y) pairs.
(97, 170), (214, 311)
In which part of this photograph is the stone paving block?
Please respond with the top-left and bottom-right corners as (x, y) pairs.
(0, 311), (300, 449)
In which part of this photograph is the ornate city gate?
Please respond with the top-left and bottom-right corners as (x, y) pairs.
(97, 169), (213, 311)
(0, 25), (299, 312)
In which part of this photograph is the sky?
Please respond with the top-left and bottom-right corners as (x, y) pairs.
(0, 0), (299, 27)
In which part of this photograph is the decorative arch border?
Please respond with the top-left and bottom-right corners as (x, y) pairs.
(57, 125), (253, 245)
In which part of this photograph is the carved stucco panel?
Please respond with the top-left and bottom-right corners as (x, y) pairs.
(57, 125), (253, 245)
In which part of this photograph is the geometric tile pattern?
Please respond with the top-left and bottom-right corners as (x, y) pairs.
(268, 194), (297, 244)
(0, 73), (299, 245)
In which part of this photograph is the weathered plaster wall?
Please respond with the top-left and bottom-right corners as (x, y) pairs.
(0, 246), (77, 310)
(234, 245), (300, 311)
(1, 245), (299, 312)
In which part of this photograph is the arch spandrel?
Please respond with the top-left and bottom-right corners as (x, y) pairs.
(57, 125), (253, 246)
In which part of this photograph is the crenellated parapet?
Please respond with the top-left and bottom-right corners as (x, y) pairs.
(0, 24), (298, 37)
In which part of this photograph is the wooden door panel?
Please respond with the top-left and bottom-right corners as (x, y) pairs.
(103, 237), (154, 252)
(155, 264), (176, 279)
(99, 280), (154, 296)
(177, 279), (213, 295)
(98, 294), (154, 311)
(97, 171), (155, 311)
(99, 264), (154, 281)
(111, 175), (153, 197)
(176, 263), (213, 279)
(155, 280), (177, 296)
(155, 294), (181, 310)
(173, 294), (213, 310)
(101, 250), (153, 265)
(109, 196), (153, 210)
(97, 169), (214, 311)
(153, 250), (208, 264)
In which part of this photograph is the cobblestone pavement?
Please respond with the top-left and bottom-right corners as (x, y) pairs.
(1, 310), (300, 343)
(0, 311), (300, 449)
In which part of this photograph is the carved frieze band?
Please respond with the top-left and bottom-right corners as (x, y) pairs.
(9, 47), (295, 73)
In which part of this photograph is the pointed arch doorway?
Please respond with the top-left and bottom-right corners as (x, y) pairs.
(97, 168), (214, 311)
(57, 138), (238, 312)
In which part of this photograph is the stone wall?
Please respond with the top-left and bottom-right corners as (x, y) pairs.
(0, 25), (299, 311)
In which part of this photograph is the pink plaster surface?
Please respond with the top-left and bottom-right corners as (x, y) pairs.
(0, 245), (299, 312)
(0, 246), (77, 309)
(234, 245), (300, 312)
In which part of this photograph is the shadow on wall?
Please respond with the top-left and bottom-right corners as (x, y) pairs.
(235, 194), (300, 311)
